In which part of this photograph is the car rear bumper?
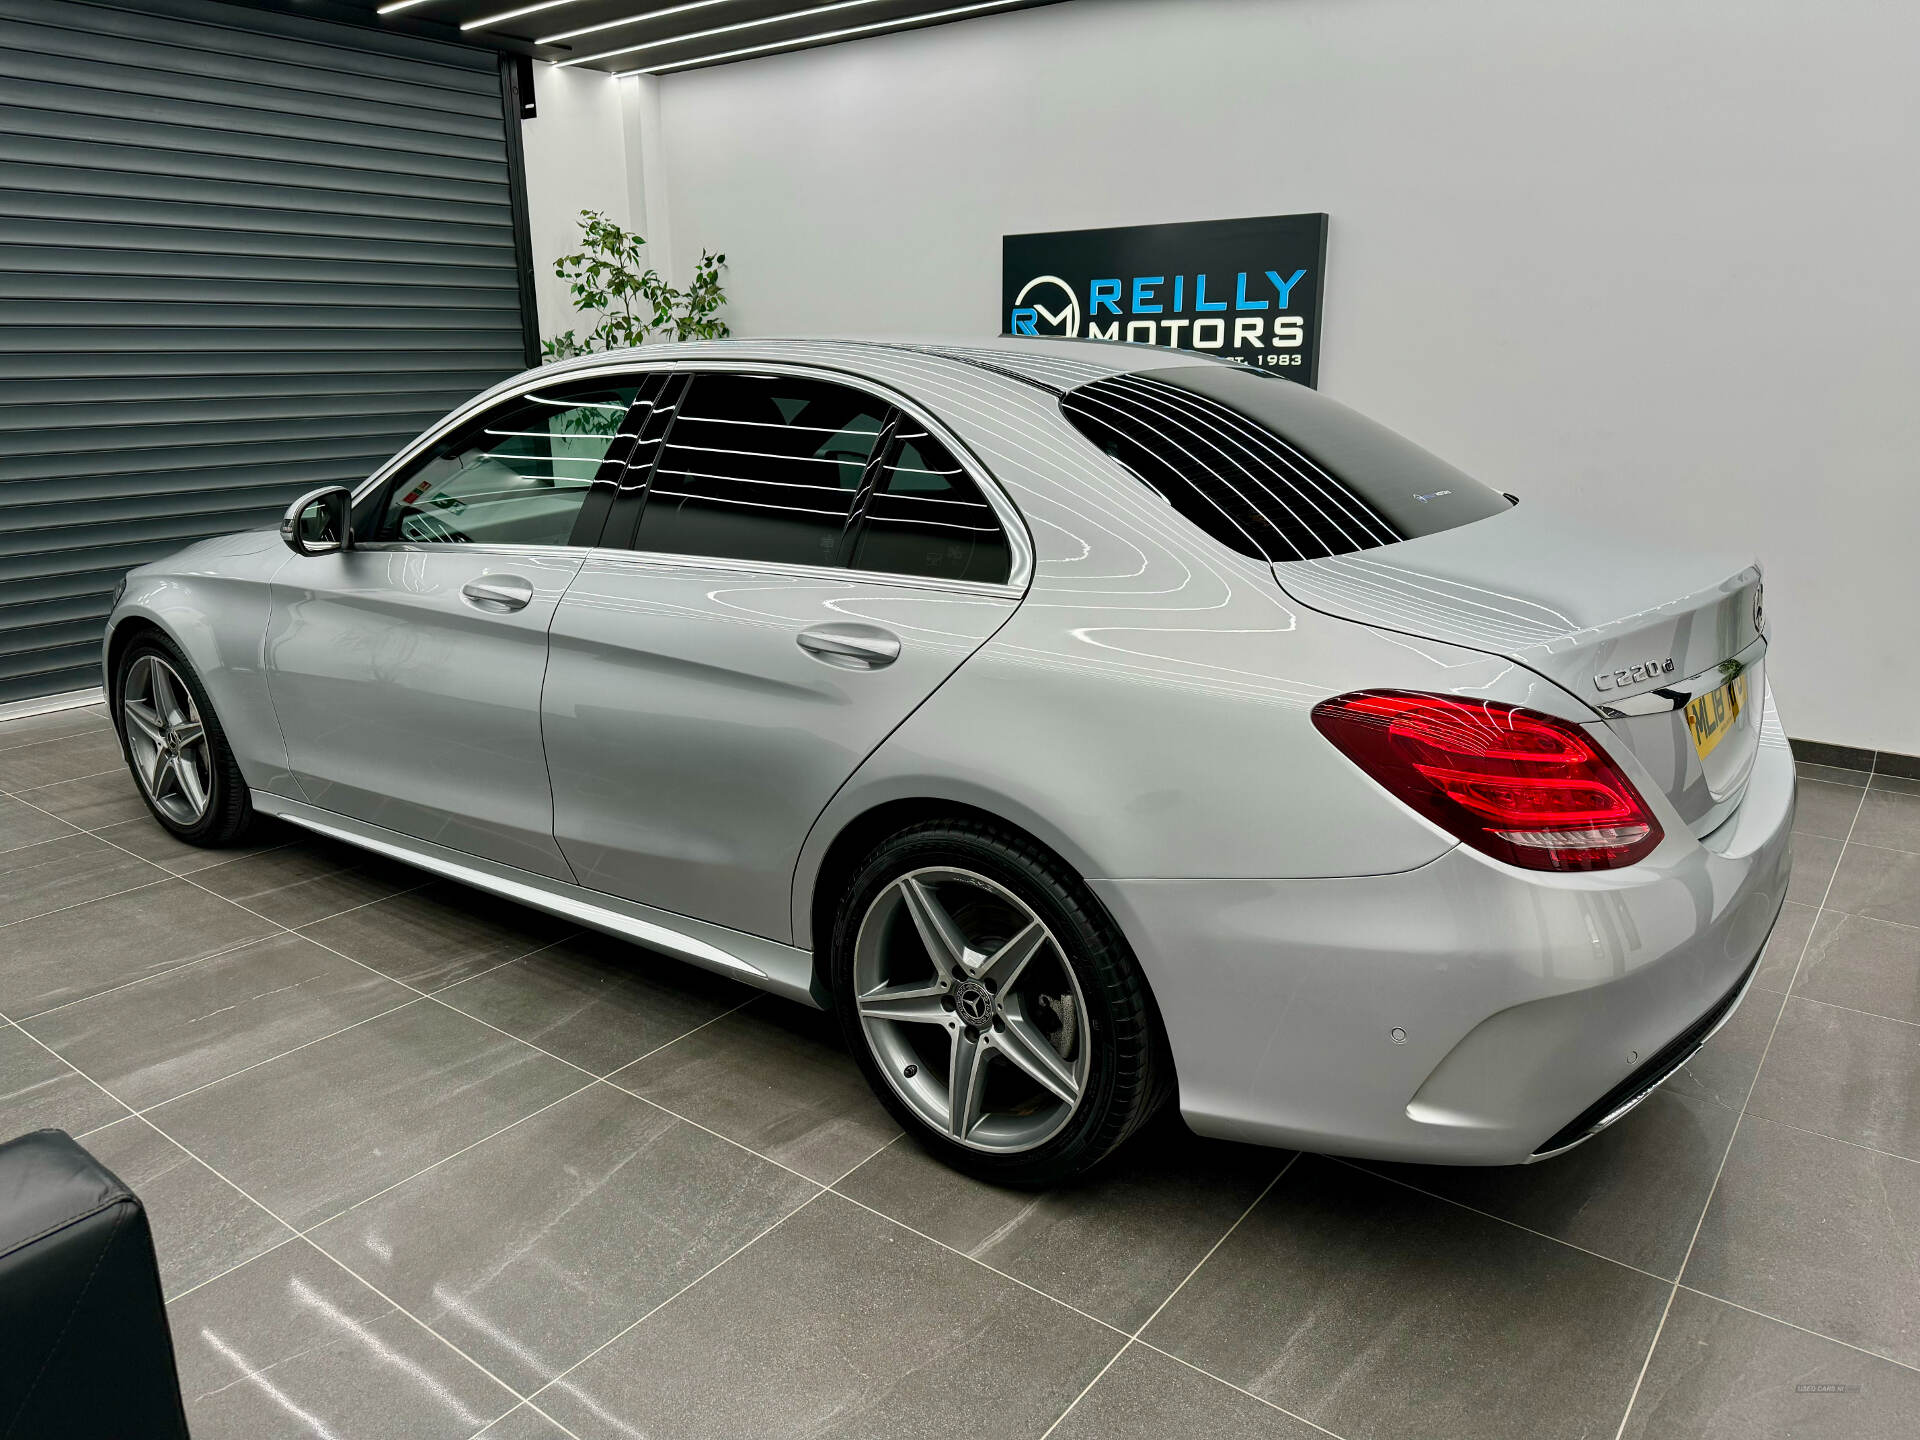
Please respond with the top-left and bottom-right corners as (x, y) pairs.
(1090, 719), (1795, 1166)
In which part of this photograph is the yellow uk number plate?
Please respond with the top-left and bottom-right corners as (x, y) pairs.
(1685, 673), (1749, 759)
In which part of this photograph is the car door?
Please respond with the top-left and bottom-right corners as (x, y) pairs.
(543, 366), (1025, 940)
(264, 374), (645, 880)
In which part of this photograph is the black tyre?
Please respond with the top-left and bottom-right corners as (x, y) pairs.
(114, 631), (255, 847)
(829, 818), (1169, 1185)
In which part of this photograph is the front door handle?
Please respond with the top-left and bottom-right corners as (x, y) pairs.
(461, 575), (535, 613)
(797, 622), (901, 670)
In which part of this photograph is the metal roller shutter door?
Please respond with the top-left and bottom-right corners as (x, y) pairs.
(0, 0), (533, 703)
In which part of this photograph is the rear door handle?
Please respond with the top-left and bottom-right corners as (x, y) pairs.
(796, 622), (901, 670)
(461, 575), (535, 613)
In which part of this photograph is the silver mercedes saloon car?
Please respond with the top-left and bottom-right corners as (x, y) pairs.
(104, 337), (1791, 1184)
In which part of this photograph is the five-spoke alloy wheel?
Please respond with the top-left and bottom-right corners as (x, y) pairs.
(854, 866), (1091, 1153)
(115, 634), (254, 846)
(122, 653), (213, 827)
(832, 820), (1168, 1185)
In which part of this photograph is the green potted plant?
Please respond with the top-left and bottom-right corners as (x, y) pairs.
(543, 209), (728, 361)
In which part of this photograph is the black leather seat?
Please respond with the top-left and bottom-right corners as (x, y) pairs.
(0, 1129), (190, 1440)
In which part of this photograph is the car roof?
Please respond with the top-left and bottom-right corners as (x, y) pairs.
(534, 335), (1228, 396)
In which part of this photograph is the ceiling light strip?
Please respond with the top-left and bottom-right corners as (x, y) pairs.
(561, 0), (902, 65)
(543, 0), (749, 45)
(375, 0), (434, 12)
(463, 0), (593, 32)
(623, 0), (1029, 74)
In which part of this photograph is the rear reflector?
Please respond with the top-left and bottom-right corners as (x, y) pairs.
(1311, 691), (1663, 871)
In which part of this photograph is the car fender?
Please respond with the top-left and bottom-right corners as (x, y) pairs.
(104, 528), (296, 794)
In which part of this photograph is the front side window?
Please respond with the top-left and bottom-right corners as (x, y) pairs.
(1059, 365), (1509, 562)
(633, 372), (887, 567)
(850, 426), (1011, 584)
(363, 380), (640, 547)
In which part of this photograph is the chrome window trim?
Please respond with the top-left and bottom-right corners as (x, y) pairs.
(349, 356), (1035, 591)
(345, 540), (593, 562)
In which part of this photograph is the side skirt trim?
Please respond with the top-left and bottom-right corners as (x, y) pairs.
(251, 791), (821, 1005)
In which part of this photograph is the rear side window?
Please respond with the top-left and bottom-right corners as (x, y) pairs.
(1059, 365), (1509, 562)
(850, 425), (1011, 584)
(634, 372), (887, 567)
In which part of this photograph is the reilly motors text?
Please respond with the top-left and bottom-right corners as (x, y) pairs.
(1001, 213), (1329, 386)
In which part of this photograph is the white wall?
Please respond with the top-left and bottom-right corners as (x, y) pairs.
(521, 67), (682, 351)
(611, 0), (1920, 752)
(519, 63), (641, 347)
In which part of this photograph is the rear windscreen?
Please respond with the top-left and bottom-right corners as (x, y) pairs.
(1059, 364), (1510, 562)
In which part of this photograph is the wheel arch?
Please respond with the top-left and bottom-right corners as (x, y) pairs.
(103, 613), (170, 731)
(796, 786), (1111, 1002)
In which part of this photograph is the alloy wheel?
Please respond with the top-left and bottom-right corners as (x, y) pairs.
(122, 653), (213, 827)
(852, 866), (1091, 1153)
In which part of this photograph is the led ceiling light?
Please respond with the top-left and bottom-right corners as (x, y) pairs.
(624, 0), (1028, 73)
(462, 0), (592, 32)
(561, 0), (903, 65)
(542, 0), (746, 46)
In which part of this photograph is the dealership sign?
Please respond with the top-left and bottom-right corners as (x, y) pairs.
(1002, 212), (1329, 386)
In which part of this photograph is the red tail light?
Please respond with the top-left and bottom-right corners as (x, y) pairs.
(1311, 691), (1663, 871)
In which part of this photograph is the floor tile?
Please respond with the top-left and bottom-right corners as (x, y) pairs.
(0, 728), (126, 791)
(0, 878), (277, 1020)
(1851, 776), (1920, 854)
(1794, 778), (1864, 842)
(1622, 1287), (1920, 1440)
(1753, 899), (1817, 993)
(311, 1084), (816, 1394)
(1142, 1154), (1670, 1440)
(1665, 985), (1785, 1111)
(0, 705), (109, 750)
(79, 1116), (290, 1299)
(1825, 843), (1920, 927)
(193, 838), (424, 928)
(170, 1242), (518, 1440)
(838, 1118), (1284, 1329)
(0, 1022), (128, 1139)
(16, 768), (151, 831)
(436, 931), (748, 1075)
(1794, 911), (1920, 1025)
(150, 1001), (582, 1228)
(1686, 1114), (1920, 1367)
(610, 997), (899, 1184)
(1372, 1085), (1740, 1278)
(94, 814), (294, 875)
(0, 828), (159, 927)
(1795, 762), (1869, 789)
(0, 791), (80, 852)
(538, 1191), (1117, 1440)
(1051, 1343), (1323, 1440)
(300, 878), (574, 992)
(1786, 833), (1844, 906)
(25, 932), (416, 1110)
(1746, 998), (1920, 1160)
(474, 1407), (575, 1439)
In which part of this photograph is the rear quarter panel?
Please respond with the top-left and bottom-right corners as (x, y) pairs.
(790, 356), (1591, 945)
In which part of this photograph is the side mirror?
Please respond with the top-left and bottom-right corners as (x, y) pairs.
(281, 486), (354, 557)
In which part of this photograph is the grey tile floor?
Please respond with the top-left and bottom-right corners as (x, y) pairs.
(1, 703), (1916, 1439)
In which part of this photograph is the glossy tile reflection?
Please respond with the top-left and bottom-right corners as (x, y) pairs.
(0, 709), (1912, 1440)
(308, 1085), (817, 1393)
(170, 1242), (517, 1440)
